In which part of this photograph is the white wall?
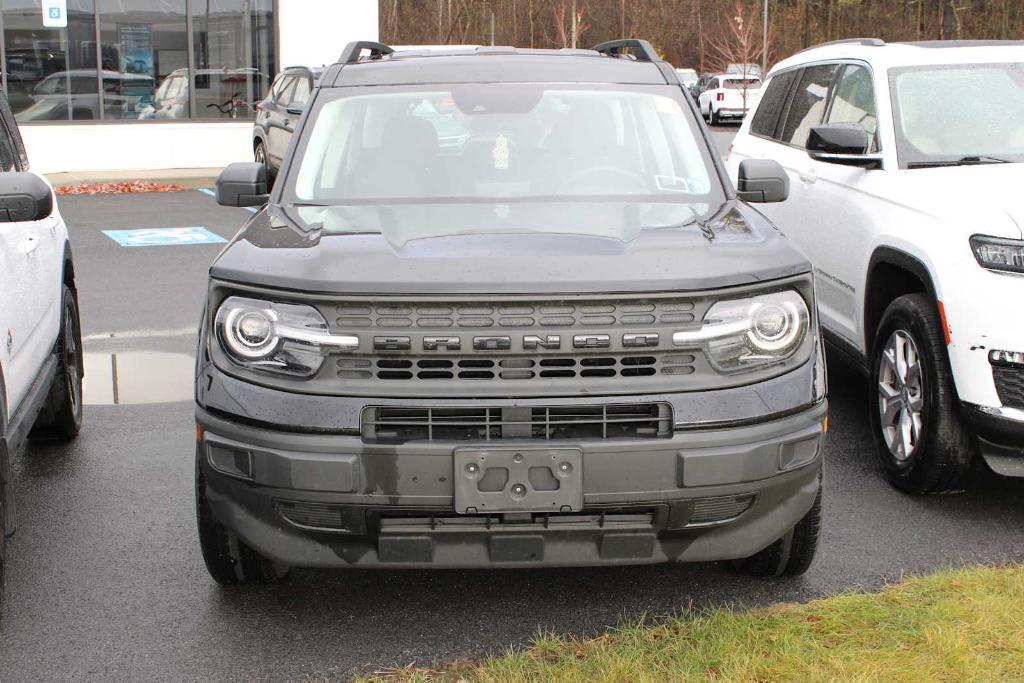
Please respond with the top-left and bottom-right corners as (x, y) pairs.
(278, 0), (379, 69)
(21, 0), (379, 175)
(23, 122), (253, 175)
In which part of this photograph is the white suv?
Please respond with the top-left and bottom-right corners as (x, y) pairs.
(697, 73), (761, 124)
(0, 92), (83, 604)
(727, 39), (1024, 492)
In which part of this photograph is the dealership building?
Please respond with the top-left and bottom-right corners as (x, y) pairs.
(0, 0), (378, 173)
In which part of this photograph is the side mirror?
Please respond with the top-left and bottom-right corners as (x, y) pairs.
(216, 162), (269, 208)
(285, 102), (305, 116)
(0, 172), (53, 223)
(807, 123), (883, 169)
(736, 159), (789, 203)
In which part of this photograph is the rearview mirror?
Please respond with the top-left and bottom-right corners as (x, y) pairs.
(216, 162), (269, 208)
(807, 124), (883, 169)
(736, 159), (789, 203)
(0, 172), (53, 223)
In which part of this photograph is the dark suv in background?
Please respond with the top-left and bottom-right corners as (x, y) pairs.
(200, 40), (827, 584)
(252, 66), (322, 182)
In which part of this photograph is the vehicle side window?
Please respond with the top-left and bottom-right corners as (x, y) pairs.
(779, 64), (840, 148)
(271, 75), (294, 103)
(0, 98), (23, 173)
(290, 77), (311, 106)
(826, 64), (879, 152)
(750, 71), (797, 139)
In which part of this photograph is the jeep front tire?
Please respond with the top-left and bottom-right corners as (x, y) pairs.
(869, 294), (973, 493)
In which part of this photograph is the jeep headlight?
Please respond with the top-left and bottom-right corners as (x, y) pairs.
(672, 290), (810, 373)
(970, 235), (1024, 274)
(214, 296), (358, 377)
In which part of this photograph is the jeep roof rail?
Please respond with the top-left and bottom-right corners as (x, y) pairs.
(338, 40), (394, 65)
(593, 39), (660, 62)
(795, 37), (885, 55)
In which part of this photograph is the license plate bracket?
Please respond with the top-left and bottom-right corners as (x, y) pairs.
(453, 447), (583, 514)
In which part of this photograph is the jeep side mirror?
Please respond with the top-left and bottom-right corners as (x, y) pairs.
(0, 172), (53, 223)
(216, 162), (269, 208)
(807, 123), (883, 169)
(736, 159), (789, 203)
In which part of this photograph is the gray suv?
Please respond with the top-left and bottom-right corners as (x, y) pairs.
(198, 40), (827, 583)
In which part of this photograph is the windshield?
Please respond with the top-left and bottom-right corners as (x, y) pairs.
(890, 62), (1024, 167)
(286, 84), (722, 241)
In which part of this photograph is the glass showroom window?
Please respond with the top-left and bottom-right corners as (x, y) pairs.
(1, 0), (98, 122)
(191, 0), (274, 120)
(2, 0), (274, 122)
(98, 0), (188, 120)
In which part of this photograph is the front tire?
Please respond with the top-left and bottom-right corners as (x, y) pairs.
(196, 451), (287, 585)
(869, 294), (973, 493)
(732, 476), (822, 577)
(30, 284), (83, 439)
(254, 140), (275, 190)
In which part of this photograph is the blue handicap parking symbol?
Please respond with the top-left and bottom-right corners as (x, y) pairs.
(102, 227), (227, 247)
(49, 7), (62, 18)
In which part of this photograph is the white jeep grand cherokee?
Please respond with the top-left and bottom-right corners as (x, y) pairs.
(727, 39), (1024, 492)
(0, 92), (83, 605)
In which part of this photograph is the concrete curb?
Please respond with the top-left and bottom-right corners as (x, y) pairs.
(45, 167), (222, 189)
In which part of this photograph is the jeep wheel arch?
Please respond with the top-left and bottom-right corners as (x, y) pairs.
(864, 247), (938, 351)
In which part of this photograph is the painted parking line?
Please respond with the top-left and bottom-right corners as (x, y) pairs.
(102, 227), (227, 247)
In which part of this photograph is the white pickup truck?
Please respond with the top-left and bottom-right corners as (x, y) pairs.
(0, 92), (83, 608)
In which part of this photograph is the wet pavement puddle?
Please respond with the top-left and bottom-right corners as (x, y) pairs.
(83, 351), (194, 405)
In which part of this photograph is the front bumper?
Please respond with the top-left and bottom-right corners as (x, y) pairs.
(962, 403), (1024, 477)
(196, 400), (826, 569)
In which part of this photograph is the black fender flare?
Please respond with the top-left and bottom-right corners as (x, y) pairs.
(864, 246), (939, 339)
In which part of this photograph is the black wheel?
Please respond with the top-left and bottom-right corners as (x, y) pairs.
(0, 475), (6, 614)
(869, 294), (973, 493)
(30, 285), (83, 439)
(710, 107), (720, 126)
(732, 476), (822, 577)
(195, 451), (287, 585)
(254, 140), (275, 190)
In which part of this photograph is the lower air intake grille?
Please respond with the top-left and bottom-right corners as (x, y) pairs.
(276, 500), (351, 533)
(993, 365), (1024, 410)
(687, 494), (756, 526)
(362, 403), (673, 443)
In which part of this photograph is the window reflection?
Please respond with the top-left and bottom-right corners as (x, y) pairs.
(98, 0), (187, 120)
(2, 0), (275, 123)
(3, 0), (98, 122)
(192, 0), (274, 120)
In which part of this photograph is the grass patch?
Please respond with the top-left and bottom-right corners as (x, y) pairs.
(360, 565), (1024, 682)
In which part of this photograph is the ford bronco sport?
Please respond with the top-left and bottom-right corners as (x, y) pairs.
(197, 40), (827, 583)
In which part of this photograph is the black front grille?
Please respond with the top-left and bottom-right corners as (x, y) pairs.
(362, 403), (673, 443)
(994, 365), (1024, 410)
(347, 353), (696, 382)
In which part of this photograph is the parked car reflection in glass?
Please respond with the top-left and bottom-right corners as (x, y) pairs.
(139, 68), (268, 120)
(13, 70), (154, 122)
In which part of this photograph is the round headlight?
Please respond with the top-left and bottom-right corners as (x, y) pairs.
(222, 307), (278, 358)
(749, 301), (801, 352)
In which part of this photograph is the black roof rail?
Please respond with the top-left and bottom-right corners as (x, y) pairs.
(338, 40), (394, 65)
(795, 37), (884, 55)
(593, 39), (660, 62)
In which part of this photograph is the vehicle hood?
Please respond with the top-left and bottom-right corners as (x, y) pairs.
(210, 201), (810, 295)
(891, 164), (1024, 238)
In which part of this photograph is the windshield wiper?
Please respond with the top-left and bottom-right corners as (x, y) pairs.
(907, 155), (1012, 169)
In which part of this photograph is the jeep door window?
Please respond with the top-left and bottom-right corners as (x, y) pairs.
(779, 64), (840, 147)
(890, 62), (1024, 168)
(289, 85), (721, 241)
(825, 64), (879, 152)
(749, 70), (797, 139)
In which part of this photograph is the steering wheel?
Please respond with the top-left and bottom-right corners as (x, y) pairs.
(561, 165), (647, 193)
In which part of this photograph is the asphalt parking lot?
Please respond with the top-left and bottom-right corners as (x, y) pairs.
(1, 124), (1022, 681)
